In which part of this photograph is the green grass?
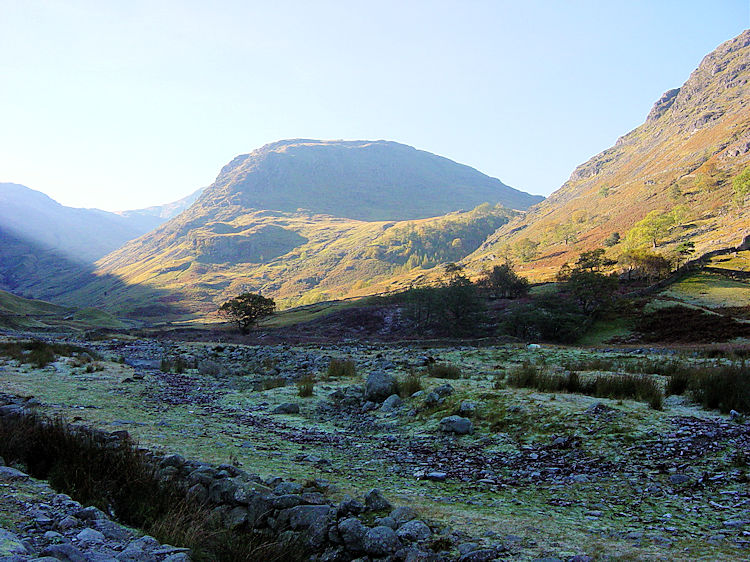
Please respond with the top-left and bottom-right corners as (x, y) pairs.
(662, 271), (750, 309)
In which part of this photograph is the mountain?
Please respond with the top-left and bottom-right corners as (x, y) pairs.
(189, 139), (541, 221)
(93, 139), (540, 316)
(466, 30), (750, 279)
(118, 187), (206, 232)
(0, 183), (160, 263)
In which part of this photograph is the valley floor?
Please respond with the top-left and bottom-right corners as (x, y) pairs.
(1, 334), (749, 560)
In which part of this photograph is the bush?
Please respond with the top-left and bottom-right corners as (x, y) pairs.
(160, 356), (190, 374)
(327, 358), (356, 379)
(686, 364), (750, 414)
(499, 295), (589, 343)
(427, 362), (461, 379)
(397, 370), (423, 397)
(256, 377), (286, 391)
(297, 374), (315, 397)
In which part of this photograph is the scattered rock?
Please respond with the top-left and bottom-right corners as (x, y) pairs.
(363, 525), (402, 557)
(365, 488), (392, 511)
(439, 415), (473, 435)
(396, 519), (431, 542)
(381, 394), (403, 412)
(364, 371), (397, 403)
(272, 402), (300, 414)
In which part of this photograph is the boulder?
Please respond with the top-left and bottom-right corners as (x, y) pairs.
(363, 525), (402, 557)
(381, 394), (403, 412)
(439, 415), (473, 435)
(272, 403), (300, 414)
(365, 488), (392, 511)
(338, 517), (367, 552)
(396, 519), (431, 542)
(365, 371), (397, 402)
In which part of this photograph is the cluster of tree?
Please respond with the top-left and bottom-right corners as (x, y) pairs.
(364, 204), (512, 269)
(734, 168), (750, 208)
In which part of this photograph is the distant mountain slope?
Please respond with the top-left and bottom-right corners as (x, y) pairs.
(195, 139), (541, 221)
(467, 30), (750, 279)
(0, 183), (157, 262)
(118, 186), (205, 232)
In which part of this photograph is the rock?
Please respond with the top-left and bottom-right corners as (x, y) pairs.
(287, 505), (333, 530)
(0, 466), (29, 481)
(381, 394), (403, 412)
(274, 481), (303, 495)
(338, 517), (367, 552)
(423, 392), (442, 407)
(57, 516), (80, 531)
(338, 495), (365, 517)
(375, 516), (398, 529)
(458, 401), (477, 416)
(75, 528), (105, 545)
(40, 543), (88, 562)
(272, 403), (300, 414)
(91, 519), (131, 541)
(186, 483), (208, 504)
(730, 409), (743, 421)
(459, 549), (498, 562)
(396, 519), (431, 542)
(364, 371), (397, 402)
(363, 525), (402, 557)
(668, 474), (691, 485)
(208, 478), (238, 503)
(723, 519), (750, 528)
(224, 506), (248, 529)
(160, 453), (186, 468)
(390, 506), (418, 524)
(0, 528), (28, 556)
(365, 488), (392, 511)
(433, 384), (454, 397)
(273, 494), (304, 509)
(439, 415), (473, 435)
(74, 506), (108, 521)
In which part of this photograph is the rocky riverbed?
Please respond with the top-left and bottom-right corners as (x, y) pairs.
(1, 333), (749, 560)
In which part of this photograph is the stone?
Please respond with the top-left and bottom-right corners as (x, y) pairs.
(40, 543), (88, 562)
(0, 466), (29, 481)
(274, 481), (303, 495)
(396, 519), (432, 542)
(92, 519), (131, 541)
(363, 525), (402, 557)
(439, 415), (473, 435)
(433, 384), (454, 397)
(273, 494), (304, 509)
(364, 371), (397, 403)
(74, 506), (108, 521)
(75, 527), (105, 545)
(365, 488), (392, 511)
(668, 474), (691, 485)
(381, 394), (403, 412)
(375, 516), (397, 529)
(390, 506), (418, 524)
(458, 401), (477, 416)
(459, 549), (498, 562)
(272, 403), (300, 414)
(57, 516), (80, 531)
(0, 528), (28, 556)
(338, 495), (365, 517)
(160, 453), (186, 468)
(186, 483), (208, 504)
(208, 478), (238, 503)
(338, 517), (367, 552)
(287, 505), (333, 530)
(224, 506), (248, 529)
(423, 392), (441, 407)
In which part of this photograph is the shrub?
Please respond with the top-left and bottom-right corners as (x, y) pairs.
(297, 374), (315, 397)
(666, 371), (690, 396)
(327, 358), (356, 379)
(397, 370), (423, 397)
(161, 356), (189, 374)
(427, 362), (462, 379)
(688, 364), (750, 414)
(198, 359), (224, 376)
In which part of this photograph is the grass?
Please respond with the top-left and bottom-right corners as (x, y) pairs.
(0, 412), (304, 561)
(666, 363), (750, 414)
(0, 340), (98, 368)
(297, 374), (315, 397)
(327, 358), (356, 379)
(427, 362), (462, 379)
(506, 361), (663, 409)
(397, 370), (423, 397)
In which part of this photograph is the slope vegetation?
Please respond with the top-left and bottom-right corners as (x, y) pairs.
(467, 30), (750, 279)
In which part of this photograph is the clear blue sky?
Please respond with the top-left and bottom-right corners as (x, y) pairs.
(1, 1), (747, 211)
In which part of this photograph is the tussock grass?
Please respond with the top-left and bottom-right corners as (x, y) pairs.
(0, 340), (98, 368)
(297, 374), (315, 397)
(427, 362), (462, 379)
(507, 361), (663, 409)
(667, 363), (750, 413)
(327, 358), (356, 379)
(397, 370), (423, 397)
(0, 413), (303, 561)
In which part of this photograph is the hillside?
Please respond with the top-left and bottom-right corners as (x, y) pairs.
(0, 183), (159, 263)
(117, 186), (205, 232)
(466, 30), (750, 279)
(195, 139), (541, 221)
(92, 140), (539, 317)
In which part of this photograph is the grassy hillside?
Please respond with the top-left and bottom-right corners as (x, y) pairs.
(466, 30), (750, 280)
(94, 204), (516, 317)
(0, 289), (126, 331)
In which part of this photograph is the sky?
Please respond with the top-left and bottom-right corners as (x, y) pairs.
(0, 1), (748, 212)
